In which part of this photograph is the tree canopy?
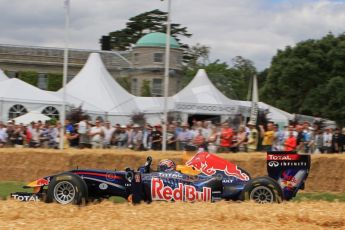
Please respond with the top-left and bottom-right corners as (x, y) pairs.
(260, 33), (345, 126)
(100, 9), (191, 51)
(182, 56), (257, 100)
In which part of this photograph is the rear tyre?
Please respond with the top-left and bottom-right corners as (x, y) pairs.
(241, 176), (283, 204)
(45, 173), (88, 205)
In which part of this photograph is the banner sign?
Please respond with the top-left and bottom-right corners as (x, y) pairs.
(174, 102), (238, 114)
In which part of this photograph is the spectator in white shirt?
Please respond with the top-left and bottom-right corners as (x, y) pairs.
(89, 120), (104, 149)
(323, 128), (333, 153)
(102, 121), (115, 148)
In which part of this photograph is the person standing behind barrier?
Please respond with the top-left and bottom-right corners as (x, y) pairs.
(259, 122), (275, 151)
(0, 122), (7, 148)
(151, 124), (162, 150)
(323, 128), (333, 153)
(340, 128), (345, 153)
(89, 120), (104, 149)
(102, 121), (115, 148)
(332, 128), (341, 153)
(78, 116), (89, 149)
(177, 123), (192, 151)
(247, 122), (258, 152)
(284, 131), (297, 151)
(207, 125), (220, 153)
(166, 124), (177, 151)
(193, 128), (206, 150)
(218, 122), (233, 153)
(233, 125), (247, 152)
(273, 124), (285, 151)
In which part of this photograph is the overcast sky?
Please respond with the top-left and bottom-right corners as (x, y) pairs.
(1, 0), (345, 70)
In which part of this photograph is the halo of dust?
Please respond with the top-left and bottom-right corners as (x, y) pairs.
(0, 149), (345, 229)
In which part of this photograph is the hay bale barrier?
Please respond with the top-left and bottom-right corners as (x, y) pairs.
(0, 148), (345, 192)
(0, 200), (344, 229)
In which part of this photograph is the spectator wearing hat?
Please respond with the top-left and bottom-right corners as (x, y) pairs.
(247, 121), (258, 152)
(151, 124), (162, 150)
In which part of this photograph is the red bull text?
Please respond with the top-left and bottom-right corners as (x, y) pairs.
(151, 178), (211, 202)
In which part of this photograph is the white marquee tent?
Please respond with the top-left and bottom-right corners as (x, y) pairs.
(0, 78), (62, 122)
(172, 69), (240, 116)
(12, 111), (51, 125)
(57, 53), (138, 123)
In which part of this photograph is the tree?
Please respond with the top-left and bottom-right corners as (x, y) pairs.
(141, 80), (152, 97)
(100, 9), (192, 51)
(18, 71), (38, 86)
(260, 32), (345, 125)
(115, 77), (131, 92)
(184, 43), (210, 68)
(180, 57), (256, 100)
(47, 73), (63, 91)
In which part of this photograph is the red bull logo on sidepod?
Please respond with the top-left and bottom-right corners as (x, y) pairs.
(186, 152), (250, 181)
(151, 178), (211, 202)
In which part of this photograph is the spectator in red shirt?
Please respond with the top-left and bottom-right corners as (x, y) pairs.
(219, 122), (233, 153)
(284, 131), (297, 151)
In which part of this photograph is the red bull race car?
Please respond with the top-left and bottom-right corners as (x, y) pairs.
(11, 150), (310, 205)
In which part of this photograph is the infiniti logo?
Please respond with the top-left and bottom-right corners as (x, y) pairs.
(268, 161), (279, 167)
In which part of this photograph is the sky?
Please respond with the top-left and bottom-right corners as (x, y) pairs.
(1, 0), (345, 70)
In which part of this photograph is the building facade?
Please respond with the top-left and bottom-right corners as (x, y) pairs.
(0, 32), (183, 96)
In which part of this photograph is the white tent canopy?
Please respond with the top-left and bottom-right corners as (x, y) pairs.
(60, 53), (138, 115)
(11, 111), (51, 125)
(0, 68), (9, 82)
(172, 69), (240, 115)
(0, 78), (62, 104)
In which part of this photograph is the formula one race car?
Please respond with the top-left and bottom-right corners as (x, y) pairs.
(11, 150), (310, 204)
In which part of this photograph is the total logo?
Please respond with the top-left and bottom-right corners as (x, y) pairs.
(11, 194), (40, 202)
(267, 154), (299, 161)
(151, 178), (211, 202)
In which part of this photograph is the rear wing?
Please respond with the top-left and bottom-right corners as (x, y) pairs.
(267, 151), (311, 200)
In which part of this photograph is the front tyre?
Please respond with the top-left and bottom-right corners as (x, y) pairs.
(45, 173), (88, 205)
(241, 176), (283, 204)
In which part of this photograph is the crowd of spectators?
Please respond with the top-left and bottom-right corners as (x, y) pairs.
(0, 118), (344, 154)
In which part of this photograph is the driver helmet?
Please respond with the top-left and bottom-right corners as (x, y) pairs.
(157, 159), (176, 172)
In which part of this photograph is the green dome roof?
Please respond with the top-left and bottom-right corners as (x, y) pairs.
(136, 32), (180, 48)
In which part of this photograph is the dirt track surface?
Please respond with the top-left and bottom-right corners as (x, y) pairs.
(1, 200), (345, 229)
(0, 148), (345, 192)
